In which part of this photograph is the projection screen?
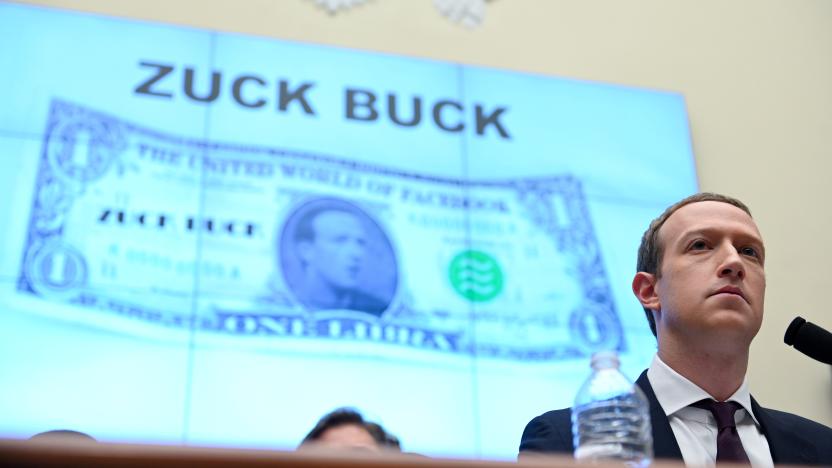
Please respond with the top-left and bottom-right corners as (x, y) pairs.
(0, 3), (697, 459)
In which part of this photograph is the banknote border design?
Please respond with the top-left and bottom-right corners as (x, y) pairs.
(16, 99), (625, 360)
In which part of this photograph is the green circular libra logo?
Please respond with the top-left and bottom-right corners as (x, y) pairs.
(448, 250), (503, 302)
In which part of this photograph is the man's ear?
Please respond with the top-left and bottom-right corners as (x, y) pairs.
(632, 272), (660, 312)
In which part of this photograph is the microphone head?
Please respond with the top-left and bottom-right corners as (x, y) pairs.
(784, 316), (832, 365)
(784, 316), (806, 346)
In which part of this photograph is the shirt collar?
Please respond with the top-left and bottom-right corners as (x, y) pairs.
(647, 354), (761, 426)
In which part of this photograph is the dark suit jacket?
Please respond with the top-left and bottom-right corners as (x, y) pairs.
(519, 371), (832, 465)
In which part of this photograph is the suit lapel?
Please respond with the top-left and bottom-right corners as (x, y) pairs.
(635, 371), (683, 461)
(751, 397), (817, 465)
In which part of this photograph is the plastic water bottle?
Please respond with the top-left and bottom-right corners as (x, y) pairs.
(571, 351), (653, 466)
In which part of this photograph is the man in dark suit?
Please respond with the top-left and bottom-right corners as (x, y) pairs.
(519, 193), (832, 465)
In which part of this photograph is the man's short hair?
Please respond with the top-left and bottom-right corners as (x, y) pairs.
(293, 207), (357, 244)
(636, 192), (752, 337)
(365, 422), (401, 450)
(300, 407), (400, 450)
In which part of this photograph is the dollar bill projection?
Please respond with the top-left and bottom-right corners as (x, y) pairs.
(19, 99), (622, 359)
(0, 2), (697, 459)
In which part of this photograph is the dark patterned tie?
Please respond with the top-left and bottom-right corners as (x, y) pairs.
(692, 399), (750, 464)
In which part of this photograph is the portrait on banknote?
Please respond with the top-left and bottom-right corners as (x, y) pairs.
(278, 197), (398, 316)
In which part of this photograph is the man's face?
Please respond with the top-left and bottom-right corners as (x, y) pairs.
(651, 201), (766, 343)
(316, 423), (380, 452)
(303, 210), (367, 290)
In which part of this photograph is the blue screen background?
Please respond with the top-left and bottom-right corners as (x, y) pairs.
(0, 3), (697, 459)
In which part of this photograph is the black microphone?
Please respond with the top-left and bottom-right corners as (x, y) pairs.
(784, 316), (832, 365)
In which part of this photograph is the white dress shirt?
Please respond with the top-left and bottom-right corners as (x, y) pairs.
(647, 355), (773, 467)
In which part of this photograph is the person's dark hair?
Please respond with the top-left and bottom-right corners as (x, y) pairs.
(366, 422), (401, 450)
(636, 192), (752, 337)
(300, 407), (400, 451)
(293, 207), (356, 244)
(29, 429), (96, 442)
